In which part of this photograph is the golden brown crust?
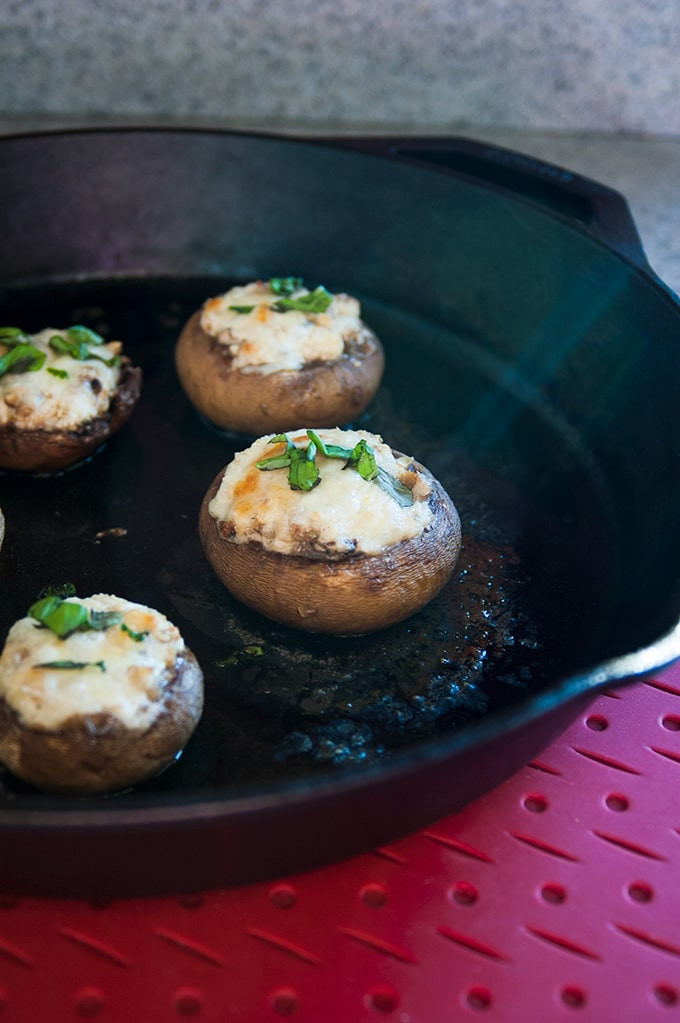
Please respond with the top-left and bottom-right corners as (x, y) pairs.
(175, 309), (385, 435)
(0, 359), (142, 473)
(0, 650), (204, 795)
(199, 459), (462, 635)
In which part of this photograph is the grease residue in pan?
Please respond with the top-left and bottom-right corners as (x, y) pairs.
(0, 276), (613, 800)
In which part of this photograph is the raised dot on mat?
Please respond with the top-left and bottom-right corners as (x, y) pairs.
(173, 988), (203, 1016)
(654, 984), (678, 1006)
(628, 881), (654, 903)
(661, 714), (680, 731)
(366, 984), (399, 1013)
(466, 987), (492, 1011)
(360, 882), (389, 907)
(561, 986), (587, 1009)
(605, 792), (630, 812)
(450, 881), (478, 906)
(523, 793), (548, 813)
(541, 883), (567, 905)
(270, 884), (297, 909)
(270, 988), (299, 1015)
(75, 988), (106, 1017)
(585, 714), (608, 731)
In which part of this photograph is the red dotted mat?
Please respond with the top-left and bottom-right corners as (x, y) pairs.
(1, 664), (679, 1022)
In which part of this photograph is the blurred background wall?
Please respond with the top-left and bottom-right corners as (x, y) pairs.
(1, 0), (678, 136)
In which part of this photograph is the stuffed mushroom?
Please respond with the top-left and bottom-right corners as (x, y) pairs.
(0, 325), (142, 473)
(0, 589), (204, 794)
(175, 278), (384, 435)
(199, 427), (462, 635)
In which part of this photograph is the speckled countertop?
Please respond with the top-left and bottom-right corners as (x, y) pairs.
(1, 117), (679, 298)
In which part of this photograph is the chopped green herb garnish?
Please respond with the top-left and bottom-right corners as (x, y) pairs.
(121, 622), (148, 642)
(48, 333), (119, 368)
(28, 592), (125, 639)
(89, 610), (124, 630)
(66, 325), (105, 346)
(35, 660), (106, 672)
(272, 286), (333, 315)
(256, 432), (414, 506)
(228, 304), (256, 314)
(48, 367), (69, 379)
(0, 343), (46, 377)
(305, 429), (353, 460)
(374, 467), (416, 507)
(0, 327), (30, 346)
(39, 583), (77, 599)
(345, 438), (379, 482)
(29, 597), (89, 638)
(269, 276), (304, 296)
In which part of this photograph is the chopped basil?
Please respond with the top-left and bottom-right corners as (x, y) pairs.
(66, 325), (105, 346)
(0, 327), (30, 346)
(29, 597), (89, 638)
(28, 592), (124, 639)
(345, 438), (379, 482)
(272, 286), (333, 315)
(228, 304), (256, 314)
(269, 276), (304, 296)
(35, 660), (106, 672)
(39, 583), (77, 599)
(0, 343), (46, 377)
(306, 429), (353, 460)
(48, 333), (119, 368)
(121, 622), (148, 642)
(256, 432), (414, 506)
(89, 610), (124, 630)
(374, 467), (417, 507)
(255, 433), (319, 491)
(48, 367), (69, 379)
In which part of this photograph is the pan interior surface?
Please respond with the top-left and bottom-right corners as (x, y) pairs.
(0, 129), (678, 837)
(0, 273), (618, 807)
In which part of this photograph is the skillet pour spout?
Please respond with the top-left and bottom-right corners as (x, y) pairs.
(0, 127), (678, 897)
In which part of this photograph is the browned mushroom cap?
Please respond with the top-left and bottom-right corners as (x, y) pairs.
(175, 310), (385, 435)
(0, 360), (142, 473)
(199, 459), (461, 635)
(0, 650), (204, 795)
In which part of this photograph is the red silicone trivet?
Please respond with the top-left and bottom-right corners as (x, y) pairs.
(1, 665), (679, 1022)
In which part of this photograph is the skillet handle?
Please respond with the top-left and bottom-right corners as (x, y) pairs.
(326, 135), (651, 271)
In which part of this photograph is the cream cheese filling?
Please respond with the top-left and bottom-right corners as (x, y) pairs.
(209, 428), (434, 557)
(0, 595), (185, 731)
(200, 281), (363, 375)
(0, 328), (122, 431)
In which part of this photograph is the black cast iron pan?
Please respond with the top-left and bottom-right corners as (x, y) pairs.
(0, 129), (679, 897)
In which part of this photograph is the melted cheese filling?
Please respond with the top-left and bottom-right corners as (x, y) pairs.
(209, 428), (434, 557)
(200, 282), (363, 375)
(0, 329), (122, 431)
(0, 595), (185, 731)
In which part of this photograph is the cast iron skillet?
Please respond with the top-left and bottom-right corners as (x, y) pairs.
(0, 129), (678, 897)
